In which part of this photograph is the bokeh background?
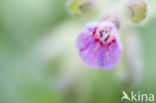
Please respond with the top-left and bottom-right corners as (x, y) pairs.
(0, 0), (156, 103)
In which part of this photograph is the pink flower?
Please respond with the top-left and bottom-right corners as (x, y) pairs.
(76, 21), (123, 69)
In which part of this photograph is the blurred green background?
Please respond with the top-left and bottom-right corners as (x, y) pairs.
(0, 0), (156, 103)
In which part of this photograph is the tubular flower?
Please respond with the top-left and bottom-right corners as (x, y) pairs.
(76, 21), (123, 69)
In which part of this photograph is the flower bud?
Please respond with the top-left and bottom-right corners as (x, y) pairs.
(128, 0), (147, 22)
(66, 0), (95, 16)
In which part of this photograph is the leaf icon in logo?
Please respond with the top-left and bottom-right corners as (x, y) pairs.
(121, 91), (131, 101)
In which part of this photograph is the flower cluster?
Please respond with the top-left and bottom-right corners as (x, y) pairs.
(66, 0), (147, 70)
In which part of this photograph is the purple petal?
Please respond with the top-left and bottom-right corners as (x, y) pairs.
(99, 41), (123, 69)
(79, 38), (122, 69)
(76, 22), (97, 49)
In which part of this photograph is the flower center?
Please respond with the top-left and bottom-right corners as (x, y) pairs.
(93, 24), (116, 47)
